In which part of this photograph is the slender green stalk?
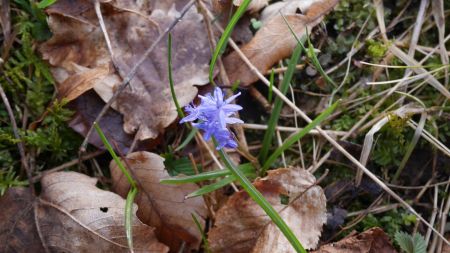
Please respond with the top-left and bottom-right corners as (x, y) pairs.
(218, 148), (306, 253)
(94, 123), (136, 188)
(174, 128), (198, 152)
(168, 33), (184, 118)
(261, 101), (339, 172)
(281, 15), (336, 87)
(268, 69), (275, 103)
(192, 214), (211, 253)
(94, 123), (138, 251)
(125, 187), (138, 252)
(259, 44), (303, 165)
(186, 176), (236, 198)
(160, 163), (254, 184)
(209, 0), (252, 84)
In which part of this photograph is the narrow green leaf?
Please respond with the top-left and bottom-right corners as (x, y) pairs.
(174, 128), (198, 152)
(186, 176), (235, 198)
(262, 101), (339, 172)
(37, 0), (57, 9)
(168, 33), (184, 118)
(282, 16), (336, 88)
(209, 0), (252, 84)
(94, 123), (138, 252)
(160, 163), (255, 184)
(125, 187), (138, 252)
(268, 68), (275, 103)
(192, 214), (211, 253)
(217, 148), (306, 253)
(94, 123), (136, 188)
(259, 43), (303, 165)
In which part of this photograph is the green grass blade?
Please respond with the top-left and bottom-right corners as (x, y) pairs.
(168, 33), (184, 118)
(209, 0), (252, 84)
(268, 68), (275, 103)
(174, 127), (198, 152)
(304, 29), (336, 87)
(192, 214), (211, 253)
(94, 123), (136, 188)
(160, 163), (255, 184)
(161, 170), (231, 184)
(186, 176), (236, 198)
(261, 101), (339, 172)
(282, 16), (336, 88)
(258, 43), (303, 165)
(125, 187), (138, 252)
(218, 148), (306, 253)
(94, 123), (138, 252)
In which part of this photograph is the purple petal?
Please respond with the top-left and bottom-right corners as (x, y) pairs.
(225, 92), (241, 104)
(225, 117), (244, 124)
(222, 104), (242, 114)
(180, 113), (198, 123)
(214, 88), (224, 104)
(218, 110), (226, 129)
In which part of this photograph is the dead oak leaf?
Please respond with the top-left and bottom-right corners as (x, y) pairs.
(0, 173), (169, 253)
(223, 0), (339, 86)
(110, 151), (208, 252)
(39, 171), (169, 253)
(208, 168), (327, 253)
(311, 227), (397, 253)
(40, 0), (211, 141)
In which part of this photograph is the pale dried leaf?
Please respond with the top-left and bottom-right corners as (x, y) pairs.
(224, 0), (339, 86)
(40, 0), (211, 141)
(110, 151), (208, 251)
(208, 168), (327, 253)
(389, 45), (450, 99)
(311, 227), (397, 253)
(260, 0), (318, 23)
(233, 0), (268, 13)
(40, 171), (169, 253)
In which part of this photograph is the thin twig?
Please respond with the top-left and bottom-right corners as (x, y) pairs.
(0, 82), (34, 195)
(31, 150), (105, 183)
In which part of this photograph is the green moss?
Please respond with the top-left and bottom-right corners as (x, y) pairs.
(366, 39), (388, 59)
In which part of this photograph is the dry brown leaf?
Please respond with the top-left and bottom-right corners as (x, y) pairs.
(224, 0), (339, 86)
(0, 173), (169, 253)
(311, 227), (397, 253)
(40, 0), (211, 141)
(69, 90), (137, 153)
(0, 188), (46, 253)
(110, 151), (208, 252)
(39, 171), (169, 253)
(208, 168), (327, 253)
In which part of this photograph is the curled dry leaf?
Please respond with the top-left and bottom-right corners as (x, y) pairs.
(311, 227), (397, 253)
(208, 168), (327, 253)
(40, 0), (211, 141)
(0, 172), (169, 253)
(110, 151), (208, 252)
(224, 0), (339, 86)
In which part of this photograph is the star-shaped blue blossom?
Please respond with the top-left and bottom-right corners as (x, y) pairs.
(180, 87), (243, 149)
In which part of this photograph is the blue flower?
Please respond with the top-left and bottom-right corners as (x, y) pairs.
(180, 87), (243, 149)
